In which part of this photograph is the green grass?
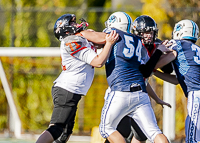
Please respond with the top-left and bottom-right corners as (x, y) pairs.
(0, 138), (34, 143)
(0, 138), (90, 143)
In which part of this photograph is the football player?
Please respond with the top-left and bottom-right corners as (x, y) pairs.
(158, 19), (200, 143)
(104, 15), (176, 143)
(35, 14), (119, 143)
(99, 11), (172, 143)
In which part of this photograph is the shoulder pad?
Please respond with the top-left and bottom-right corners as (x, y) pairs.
(63, 35), (88, 55)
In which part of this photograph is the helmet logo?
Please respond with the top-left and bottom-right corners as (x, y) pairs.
(175, 24), (182, 32)
(56, 20), (63, 28)
(108, 15), (117, 23)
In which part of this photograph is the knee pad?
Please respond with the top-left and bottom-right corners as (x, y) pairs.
(47, 124), (63, 140)
(53, 123), (73, 143)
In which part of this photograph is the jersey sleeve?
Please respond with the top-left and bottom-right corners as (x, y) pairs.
(139, 49), (163, 78)
(168, 39), (178, 51)
(76, 48), (97, 64)
(141, 46), (150, 64)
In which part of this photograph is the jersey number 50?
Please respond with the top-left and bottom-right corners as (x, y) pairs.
(123, 35), (142, 61)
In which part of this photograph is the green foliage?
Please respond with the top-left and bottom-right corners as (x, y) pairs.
(1, 57), (60, 132)
(0, 84), (7, 130)
(151, 75), (187, 137)
(84, 69), (108, 131)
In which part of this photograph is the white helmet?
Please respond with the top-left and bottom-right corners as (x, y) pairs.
(105, 11), (133, 33)
(172, 19), (199, 42)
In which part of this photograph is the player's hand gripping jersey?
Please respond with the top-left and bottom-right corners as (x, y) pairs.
(54, 35), (98, 95)
(169, 39), (200, 97)
(104, 28), (149, 92)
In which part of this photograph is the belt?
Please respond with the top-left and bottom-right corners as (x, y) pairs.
(130, 85), (142, 92)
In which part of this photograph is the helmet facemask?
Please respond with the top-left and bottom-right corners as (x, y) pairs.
(76, 18), (89, 32)
(139, 30), (157, 45)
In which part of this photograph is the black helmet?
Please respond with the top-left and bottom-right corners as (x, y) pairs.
(54, 14), (89, 41)
(133, 15), (158, 44)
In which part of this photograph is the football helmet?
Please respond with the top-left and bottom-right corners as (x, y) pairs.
(105, 11), (133, 33)
(132, 15), (158, 44)
(54, 14), (89, 41)
(172, 19), (199, 42)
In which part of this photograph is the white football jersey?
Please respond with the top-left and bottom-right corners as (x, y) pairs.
(54, 35), (98, 95)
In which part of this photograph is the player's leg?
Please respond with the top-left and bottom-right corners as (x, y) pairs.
(131, 137), (145, 143)
(105, 116), (148, 143)
(117, 116), (133, 138)
(129, 91), (169, 143)
(99, 91), (131, 143)
(104, 116), (147, 143)
(108, 131), (127, 143)
(185, 91), (200, 143)
(53, 115), (75, 143)
(105, 116), (132, 143)
(36, 128), (54, 143)
(104, 116), (133, 143)
(52, 88), (82, 143)
(130, 119), (147, 143)
(153, 134), (169, 143)
(36, 86), (82, 143)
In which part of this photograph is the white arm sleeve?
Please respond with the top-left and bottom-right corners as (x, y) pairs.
(74, 48), (97, 64)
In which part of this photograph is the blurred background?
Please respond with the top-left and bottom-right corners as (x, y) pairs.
(0, 0), (200, 142)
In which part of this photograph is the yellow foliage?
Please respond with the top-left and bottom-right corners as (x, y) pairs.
(141, 0), (172, 39)
(161, 23), (173, 39)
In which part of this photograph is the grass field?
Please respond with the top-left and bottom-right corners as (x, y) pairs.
(0, 139), (90, 143)
(0, 138), (34, 143)
(0, 135), (91, 143)
(0, 134), (185, 143)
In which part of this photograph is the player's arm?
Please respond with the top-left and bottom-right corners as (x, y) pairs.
(154, 39), (174, 73)
(140, 41), (174, 78)
(146, 82), (171, 108)
(160, 62), (173, 74)
(153, 70), (179, 85)
(90, 30), (118, 68)
(139, 45), (166, 78)
(154, 50), (177, 69)
(80, 30), (106, 45)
